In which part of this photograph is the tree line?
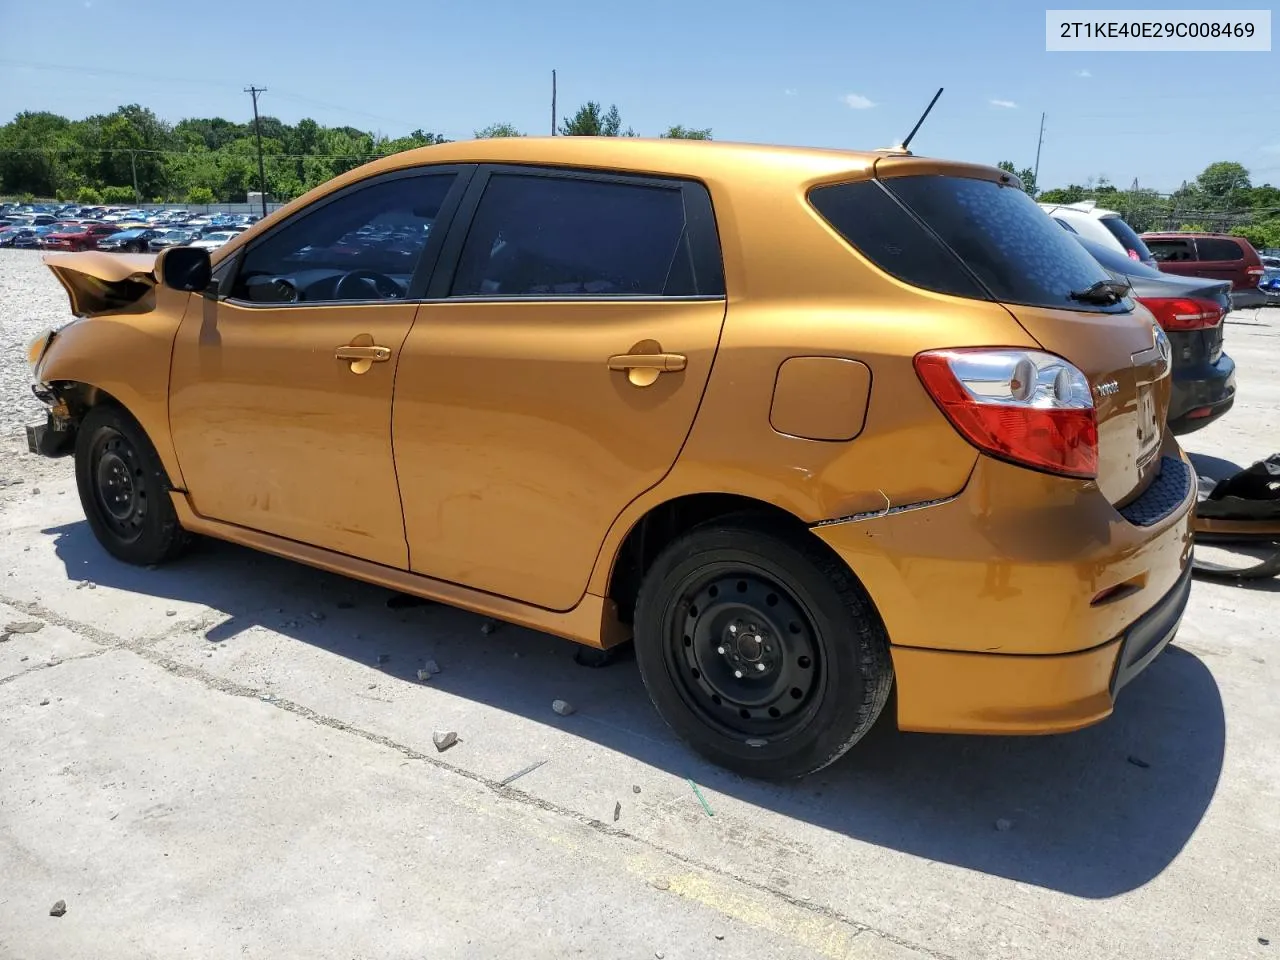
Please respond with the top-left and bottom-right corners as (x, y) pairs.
(3, 101), (1276, 249)
(1000, 159), (1280, 250)
(0, 101), (710, 206)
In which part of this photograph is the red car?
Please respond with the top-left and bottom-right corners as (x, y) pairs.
(1142, 231), (1267, 310)
(40, 221), (121, 252)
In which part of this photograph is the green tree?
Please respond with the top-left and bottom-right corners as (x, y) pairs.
(1196, 161), (1251, 200)
(560, 102), (635, 137)
(76, 185), (103, 203)
(186, 185), (215, 204)
(475, 123), (525, 138)
(100, 185), (135, 203)
(661, 125), (712, 140)
(996, 160), (1037, 195)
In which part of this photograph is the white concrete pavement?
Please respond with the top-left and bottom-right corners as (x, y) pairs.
(1, 249), (1276, 959)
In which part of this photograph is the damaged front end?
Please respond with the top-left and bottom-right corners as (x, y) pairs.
(25, 250), (163, 460)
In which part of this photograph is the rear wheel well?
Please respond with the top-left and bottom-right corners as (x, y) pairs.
(608, 494), (809, 624)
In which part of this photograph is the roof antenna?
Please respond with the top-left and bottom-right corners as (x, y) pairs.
(896, 87), (944, 153)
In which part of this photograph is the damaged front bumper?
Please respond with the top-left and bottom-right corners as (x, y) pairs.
(26, 413), (75, 458)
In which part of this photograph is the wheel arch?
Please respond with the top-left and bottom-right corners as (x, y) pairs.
(602, 491), (813, 624)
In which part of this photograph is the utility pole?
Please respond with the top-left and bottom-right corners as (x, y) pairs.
(129, 150), (139, 204)
(1032, 111), (1046, 188)
(551, 70), (557, 136)
(245, 85), (269, 218)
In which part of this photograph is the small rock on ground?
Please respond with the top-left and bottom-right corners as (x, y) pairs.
(416, 669), (431, 682)
(432, 730), (458, 752)
(995, 818), (1014, 832)
(423, 659), (441, 676)
(479, 619), (498, 635)
(49, 899), (66, 917)
(4, 620), (44, 635)
(552, 699), (575, 717)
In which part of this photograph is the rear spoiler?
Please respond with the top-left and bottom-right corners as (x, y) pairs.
(43, 251), (159, 318)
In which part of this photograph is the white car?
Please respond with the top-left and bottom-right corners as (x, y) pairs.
(189, 231), (237, 250)
(1038, 200), (1157, 268)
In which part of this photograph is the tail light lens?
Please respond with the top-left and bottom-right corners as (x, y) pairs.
(915, 348), (1098, 479)
(1137, 296), (1224, 331)
(1127, 249), (1140, 261)
(1246, 265), (1264, 279)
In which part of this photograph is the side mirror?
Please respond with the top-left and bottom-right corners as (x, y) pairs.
(157, 245), (211, 292)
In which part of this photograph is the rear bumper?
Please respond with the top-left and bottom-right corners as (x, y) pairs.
(887, 562), (1191, 734)
(1231, 288), (1267, 310)
(813, 451), (1195, 734)
(1168, 353), (1236, 434)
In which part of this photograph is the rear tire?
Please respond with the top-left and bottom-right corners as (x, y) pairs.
(75, 404), (191, 566)
(633, 516), (893, 779)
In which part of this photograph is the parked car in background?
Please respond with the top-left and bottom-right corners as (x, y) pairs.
(0, 226), (34, 247)
(27, 138), (1195, 779)
(13, 226), (56, 248)
(1040, 201), (1157, 267)
(148, 228), (199, 252)
(40, 221), (128, 252)
(1075, 235), (1234, 434)
(188, 230), (239, 251)
(1260, 254), (1280, 280)
(1141, 232), (1267, 310)
(95, 228), (162, 252)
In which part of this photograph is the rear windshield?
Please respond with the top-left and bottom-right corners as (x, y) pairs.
(1074, 235), (1166, 279)
(1099, 216), (1153, 262)
(810, 175), (1127, 313)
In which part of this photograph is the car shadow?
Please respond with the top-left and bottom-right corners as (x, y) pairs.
(44, 519), (1226, 900)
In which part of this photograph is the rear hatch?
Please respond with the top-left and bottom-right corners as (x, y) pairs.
(832, 158), (1170, 506)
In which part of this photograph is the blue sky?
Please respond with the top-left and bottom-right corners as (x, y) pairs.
(0, 0), (1276, 191)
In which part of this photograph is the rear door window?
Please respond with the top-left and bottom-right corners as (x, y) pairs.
(1194, 237), (1243, 261)
(1099, 216), (1153, 262)
(810, 175), (1125, 313)
(449, 172), (722, 298)
(1145, 238), (1196, 262)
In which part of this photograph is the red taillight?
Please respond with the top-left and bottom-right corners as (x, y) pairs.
(1137, 296), (1224, 332)
(914, 348), (1098, 479)
(1246, 266), (1264, 278)
(1127, 249), (1140, 261)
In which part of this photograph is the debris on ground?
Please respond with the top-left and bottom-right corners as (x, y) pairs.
(31, 487), (40, 494)
(3, 620), (44, 637)
(479, 619), (498, 635)
(1127, 755), (1151, 769)
(688, 779), (714, 817)
(416, 669), (432, 682)
(423, 659), (441, 677)
(499, 759), (547, 787)
(87, 582), (96, 590)
(633, 785), (641, 794)
(551, 699), (575, 717)
(309, 611), (325, 622)
(49, 899), (66, 917)
(376, 653), (390, 665)
(38, 698), (50, 706)
(613, 801), (621, 822)
(715, 934), (725, 941)
(165, 610), (177, 617)
(995, 818), (1014, 832)
(432, 730), (458, 752)
(651, 878), (670, 891)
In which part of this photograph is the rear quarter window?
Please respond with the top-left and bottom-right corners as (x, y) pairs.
(810, 175), (1125, 313)
(1099, 216), (1153, 261)
(1195, 237), (1245, 261)
(1146, 238), (1196, 262)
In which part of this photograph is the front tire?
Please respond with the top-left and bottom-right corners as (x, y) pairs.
(75, 404), (190, 566)
(633, 517), (893, 779)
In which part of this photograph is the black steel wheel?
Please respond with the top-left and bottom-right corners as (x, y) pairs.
(635, 516), (893, 779)
(75, 404), (191, 566)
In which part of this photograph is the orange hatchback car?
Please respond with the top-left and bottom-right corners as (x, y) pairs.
(25, 138), (1195, 778)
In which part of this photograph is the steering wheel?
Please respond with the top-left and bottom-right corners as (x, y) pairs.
(335, 269), (402, 300)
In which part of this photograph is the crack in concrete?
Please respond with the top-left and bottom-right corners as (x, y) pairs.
(0, 590), (953, 960)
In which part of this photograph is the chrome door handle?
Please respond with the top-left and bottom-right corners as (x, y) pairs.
(606, 353), (687, 372)
(335, 345), (391, 362)
(335, 343), (391, 375)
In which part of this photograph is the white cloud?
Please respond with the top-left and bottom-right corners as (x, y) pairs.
(1075, 69), (1092, 77)
(842, 93), (875, 110)
(784, 88), (797, 97)
(989, 99), (1018, 109)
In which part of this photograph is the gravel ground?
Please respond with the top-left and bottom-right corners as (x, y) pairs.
(0, 247), (1276, 959)
(0, 250), (75, 489)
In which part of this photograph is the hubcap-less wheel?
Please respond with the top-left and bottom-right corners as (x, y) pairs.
(91, 430), (148, 543)
(667, 569), (822, 740)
